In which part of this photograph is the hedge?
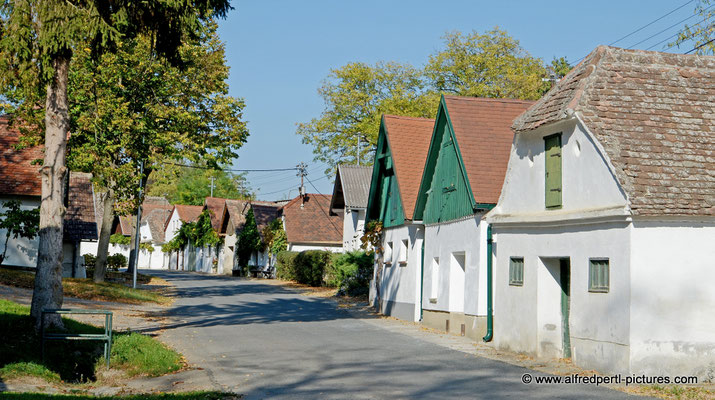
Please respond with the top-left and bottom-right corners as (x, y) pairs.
(275, 249), (372, 295)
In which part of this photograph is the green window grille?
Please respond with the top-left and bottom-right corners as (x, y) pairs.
(589, 259), (610, 293)
(509, 257), (524, 286)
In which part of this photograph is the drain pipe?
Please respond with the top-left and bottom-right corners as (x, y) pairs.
(482, 224), (494, 342)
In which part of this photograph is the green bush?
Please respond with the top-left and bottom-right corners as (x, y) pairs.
(293, 250), (331, 286)
(82, 253), (96, 267)
(106, 254), (127, 271)
(275, 251), (298, 281)
(109, 332), (182, 377)
(329, 251), (373, 296)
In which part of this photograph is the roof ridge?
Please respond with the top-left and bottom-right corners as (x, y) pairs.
(383, 114), (434, 122)
(443, 95), (536, 104)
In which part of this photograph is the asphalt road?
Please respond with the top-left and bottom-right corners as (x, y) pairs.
(147, 271), (643, 399)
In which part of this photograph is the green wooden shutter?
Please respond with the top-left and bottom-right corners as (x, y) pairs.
(544, 134), (562, 208)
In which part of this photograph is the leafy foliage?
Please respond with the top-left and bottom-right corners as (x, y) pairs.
(326, 251), (373, 296)
(262, 218), (287, 256)
(0, 200), (40, 265)
(670, 0), (714, 55)
(148, 162), (252, 206)
(109, 233), (131, 246)
(162, 210), (221, 254)
(236, 208), (263, 272)
(293, 250), (333, 287)
(106, 254), (127, 271)
(425, 28), (548, 99)
(139, 242), (155, 253)
(297, 61), (439, 169)
(360, 220), (383, 254)
(275, 251), (299, 281)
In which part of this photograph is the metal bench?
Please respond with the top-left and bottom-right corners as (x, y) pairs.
(41, 309), (113, 367)
(249, 266), (275, 279)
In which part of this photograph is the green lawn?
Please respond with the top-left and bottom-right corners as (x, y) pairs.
(0, 299), (182, 383)
(0, 268), (170, 305)
(0, 392), (241, 400)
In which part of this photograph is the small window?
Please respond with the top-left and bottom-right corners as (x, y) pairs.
(589, 259), (609, 293)
(399, 239), (408, 265)
(509, 257), (524, 286)
(384, 242), (393, 266)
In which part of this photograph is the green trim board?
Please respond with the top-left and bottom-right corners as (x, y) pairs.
(414, 95), (489, 224)
(366, 115), (406, 227)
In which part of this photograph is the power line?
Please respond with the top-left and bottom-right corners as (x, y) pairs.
(686, 37), (715, 53)
(165, 162), (298, 172)
(645, 19), (712, 50)
(610, 0), (695, 46)
(626, 4), (714, 49)
(572, 1), (701, 64)
(305, 176), (342, 235)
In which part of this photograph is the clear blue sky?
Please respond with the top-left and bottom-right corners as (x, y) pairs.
(217, 0), (701, 200)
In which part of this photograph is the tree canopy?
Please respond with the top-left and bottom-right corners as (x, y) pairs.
(147, 163), (253, 206)
(670, 0), (714, 55)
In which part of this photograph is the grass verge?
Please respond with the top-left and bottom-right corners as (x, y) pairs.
(0, 299), (182, 383)
(0, 268), (170, 304)
(0, 392), (241, 399)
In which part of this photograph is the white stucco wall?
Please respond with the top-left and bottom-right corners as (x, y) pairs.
(287, 243), (343, 253)
(422, 215), (488, 317)
(0, 197), (40, 268)
(492, 221), (632, 374)
(164, 209), (182, 243)
(630, 218), (715, 380)
(343, 208), (366, 251)
(493, 119), (628, 219)
(376, 224), (424, 322)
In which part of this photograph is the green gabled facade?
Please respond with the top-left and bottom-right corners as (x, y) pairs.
(366, 116), (406, 228)
(414, 96), (481, 224)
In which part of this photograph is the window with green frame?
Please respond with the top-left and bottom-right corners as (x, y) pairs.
(509, 257), (524, 286)
(589, 259), (609, 293)
(544, 133), (562, 208)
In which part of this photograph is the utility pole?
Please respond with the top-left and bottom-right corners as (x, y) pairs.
(208, 177), (216, 197)
(296, 162), (307, 206)
(129, 159), (144, 289)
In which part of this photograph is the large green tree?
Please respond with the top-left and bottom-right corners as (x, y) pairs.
(425, 28), (548, 99)
(68, 20), (248, 282)
(147, 163), (253, 206)
(296, 61), (439, 169)
(0, 0), (231, 328)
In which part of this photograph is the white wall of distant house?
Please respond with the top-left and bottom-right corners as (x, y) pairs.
(343, 208), (366, 252)
(287, 243), (343, 253)
(0, 196), (40, 268)
(376, 224), (424, 322)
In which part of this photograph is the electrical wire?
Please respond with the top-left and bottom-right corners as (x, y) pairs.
(685, 37), (715, 53)
(626, 4), (714, 49)
(305, 176), (342, 235)
(645, 19), (712, 50)
(609, 0), (695, 46)
(164, 161), (298, 172)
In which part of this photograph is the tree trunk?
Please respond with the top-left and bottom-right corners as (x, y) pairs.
(93, 189), (115, 283)
(31, 55), (71, 331)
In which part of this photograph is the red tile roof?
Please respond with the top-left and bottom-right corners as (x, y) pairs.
(0, 117), (43, 196)
(252, 203), (281, 240)
(443, 96), (534, 204)
(513, 46), (715, 216)
(221, 199), (250, 234)
(282, 194), (342, 245)
(174, 204), (203, 223)
(383, 115), (435, 220)
(203, 197), (226, 231)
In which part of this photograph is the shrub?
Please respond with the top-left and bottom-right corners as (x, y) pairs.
(106, 254), (127, 271)
(83, 253), (96, 267)
(275, 251), (298, 281)
(109, 333), (182, 377)
(293, 250), (332, 287)
(329, 251), (373, 296)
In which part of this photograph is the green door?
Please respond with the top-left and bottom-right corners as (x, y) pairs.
(560, 258), (571, 358)
(544, 134), (562, 208)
